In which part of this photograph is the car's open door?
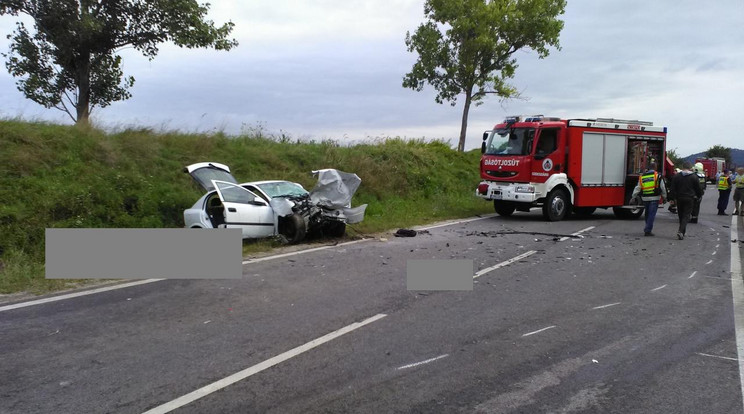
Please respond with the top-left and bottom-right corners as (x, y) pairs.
(184, 162), (239, 192)
(212, 180), (275, 238)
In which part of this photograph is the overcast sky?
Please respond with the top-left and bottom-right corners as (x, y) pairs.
(1, 0), (742, 155)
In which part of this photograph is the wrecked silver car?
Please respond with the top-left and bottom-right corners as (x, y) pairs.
(183, 162), (367, 243)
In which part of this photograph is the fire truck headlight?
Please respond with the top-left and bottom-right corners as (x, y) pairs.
(515, 185), (535, 193)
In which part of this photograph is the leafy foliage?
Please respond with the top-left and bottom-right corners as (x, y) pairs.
(705, 145), (732, 165)
(403, 0), (566, 151)
(666, 148), (683, 168)
(0, 0), (237, 124)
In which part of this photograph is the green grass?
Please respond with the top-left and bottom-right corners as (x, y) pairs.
(0, 120), (492, 294)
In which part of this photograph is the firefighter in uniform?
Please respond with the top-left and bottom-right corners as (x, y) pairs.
(631, 162), (667, 236)
(717, 170), (732, 215)
(690, 162), (707, 223)
(733, 167), (744, 215)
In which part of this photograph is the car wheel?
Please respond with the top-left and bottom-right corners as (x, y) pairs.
(543, 189), (570, 221)
(279, 214), (306, 244)
(494, 201), (516, 216)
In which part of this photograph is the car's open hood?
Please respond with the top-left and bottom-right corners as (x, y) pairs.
(184, 162), (238, 192)
(309, 169), (361, 209)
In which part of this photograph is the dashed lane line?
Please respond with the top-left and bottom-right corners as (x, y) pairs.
(689, 271), (698, 279)
(142, 313), (388, 414)
(651, 284), (667, 292)
(591, 302), (621, 310)
(474, 251), (537, 279)
(559, 226), (595, 242)
(397, 354), (450, 370)
(522, 325), (556, 337)
(696, 352), (744, 362)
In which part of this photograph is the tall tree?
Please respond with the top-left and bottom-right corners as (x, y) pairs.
(666, 148), (683, 168)
(705, 145), (732, 166)
(403, 0), (566, 151)
(1, 0), (237, 124)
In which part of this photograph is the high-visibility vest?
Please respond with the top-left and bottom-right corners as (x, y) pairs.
(718, 175), (731, 190)
(735, 176), (744, 189)
(639, 172), (660, 196)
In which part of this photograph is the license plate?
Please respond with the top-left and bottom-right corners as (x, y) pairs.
(492, 190), (502, 200)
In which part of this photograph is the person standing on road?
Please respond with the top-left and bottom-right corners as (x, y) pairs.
(690, 162), (707, 223)
(717, 169), (732, 215)
(733, 167), (744, 215)
(631, 162), (667, 236)
(671, 161), (703, 240)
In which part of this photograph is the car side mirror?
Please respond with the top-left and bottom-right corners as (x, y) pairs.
(481, 142), (486, 154)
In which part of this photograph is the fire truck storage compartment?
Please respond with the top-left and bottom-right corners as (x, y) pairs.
(580, 133), (626, 186)
(625, 137), (664, 202)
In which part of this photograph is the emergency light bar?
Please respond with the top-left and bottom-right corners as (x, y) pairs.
(504, 115), (561, 123)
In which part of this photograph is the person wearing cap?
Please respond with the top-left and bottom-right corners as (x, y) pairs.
(717, 169), (733, 215)
(670, 161), (703, 240)
(690, 162), (707, 223)
(733, 167), (744, 215)
(631, 162), (667, 236)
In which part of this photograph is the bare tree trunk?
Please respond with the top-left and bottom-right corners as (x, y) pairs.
(75, 54), (91, 125)
(458, 91), (473, 152)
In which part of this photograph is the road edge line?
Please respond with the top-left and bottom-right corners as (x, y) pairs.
(729, 214), (744, 410)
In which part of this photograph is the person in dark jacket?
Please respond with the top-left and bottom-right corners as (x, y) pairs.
(670, 161), (704, 240)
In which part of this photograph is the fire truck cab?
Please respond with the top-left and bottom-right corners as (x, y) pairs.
(476, 115), (669, 221)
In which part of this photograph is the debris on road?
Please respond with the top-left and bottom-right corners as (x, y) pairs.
(394, 229), (417, 237)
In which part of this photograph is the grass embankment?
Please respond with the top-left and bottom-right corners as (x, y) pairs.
(0, 120), (492, 294)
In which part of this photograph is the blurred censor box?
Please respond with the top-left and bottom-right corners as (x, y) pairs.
(45, 228), (242, 279)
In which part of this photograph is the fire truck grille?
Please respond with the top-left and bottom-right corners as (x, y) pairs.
(486, 171), (517, 178)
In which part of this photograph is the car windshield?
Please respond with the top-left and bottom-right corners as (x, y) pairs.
(255, 181), (308, 198)
(484, 127), (535, 156)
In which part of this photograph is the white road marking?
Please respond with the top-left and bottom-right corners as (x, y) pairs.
(706, 260), (714, 265)
(689, 271), (698, 279)
(696, 352), (744, 362)
(716, 244), (721, 249)
(142, 313), (387, 414)
(713, 251), (717, 256)
(0, 279), (164, 313)
(417, 215), (495, 231)
(591, 302), (621, 310)
(559, 226), (595, 242)
(522, 325), (556, 337)
(397, 354), (450, 370)
(728, 214), (744, 408)
(651, 284), (667, 292)
(474, 251), (537, 278)
(242, 238), (372, 264)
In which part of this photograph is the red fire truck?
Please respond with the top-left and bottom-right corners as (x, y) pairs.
(694, 157), (725, 183)
(476, 116), (673, 221)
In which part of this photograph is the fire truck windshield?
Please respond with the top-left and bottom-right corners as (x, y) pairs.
(484, 128), (535, 156)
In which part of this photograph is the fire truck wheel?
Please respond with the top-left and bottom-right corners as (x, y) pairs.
(494, 201), (516, 216)
(612, 206), (644, 220)
(543, 189), (570, 221)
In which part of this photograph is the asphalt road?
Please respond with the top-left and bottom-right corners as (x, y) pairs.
(2, 192), (744, 414)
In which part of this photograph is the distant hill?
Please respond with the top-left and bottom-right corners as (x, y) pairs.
(683, 149), (744, 168)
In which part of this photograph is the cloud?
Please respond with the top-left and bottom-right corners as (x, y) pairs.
(0, 0), (742, 156)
